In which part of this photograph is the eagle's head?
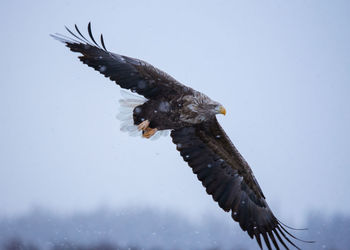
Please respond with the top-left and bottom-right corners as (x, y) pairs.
(181, 92), (226, 124)
(197, 101), (226, 116)
(213, 103), (227, 116)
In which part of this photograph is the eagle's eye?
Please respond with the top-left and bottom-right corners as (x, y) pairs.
(214, 105), (226, 115)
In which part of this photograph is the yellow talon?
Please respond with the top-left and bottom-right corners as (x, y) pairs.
(137, 120), (150, 131)
(142, 127), (158, 138)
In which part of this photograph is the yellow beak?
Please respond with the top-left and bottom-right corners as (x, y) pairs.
(219, 106), (226, 116)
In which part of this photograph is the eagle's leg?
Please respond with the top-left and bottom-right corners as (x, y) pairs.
(143, 127), (158, 138)
(137, 120), (150, 131)
(137, 120), (158, 138)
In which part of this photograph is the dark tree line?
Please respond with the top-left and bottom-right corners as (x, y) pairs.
(1, 208), (349, 250)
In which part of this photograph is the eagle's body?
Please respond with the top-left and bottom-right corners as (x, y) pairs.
(133, 91), (223, 130)
(52, 23), (311, 250)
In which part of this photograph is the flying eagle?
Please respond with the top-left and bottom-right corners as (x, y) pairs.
(52, 23), (311, 250)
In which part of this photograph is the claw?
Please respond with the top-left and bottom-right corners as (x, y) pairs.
(143, 127), (158, 138)
(137, 120), (150, 131)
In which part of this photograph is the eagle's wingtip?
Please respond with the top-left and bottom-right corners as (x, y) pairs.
(50, 33), (69, 44)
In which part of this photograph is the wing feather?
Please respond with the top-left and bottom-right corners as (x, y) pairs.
(52, 23), (192, 100)
(171, 118), (306, 249)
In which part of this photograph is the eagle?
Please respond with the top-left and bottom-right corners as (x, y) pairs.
(52, 23), (311, 250)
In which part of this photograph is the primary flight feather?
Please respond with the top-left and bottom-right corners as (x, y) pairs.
(52, 23), (311, 250)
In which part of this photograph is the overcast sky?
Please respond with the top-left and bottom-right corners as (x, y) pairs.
(1, 0), (349, 226)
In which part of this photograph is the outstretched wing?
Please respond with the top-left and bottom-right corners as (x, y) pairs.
(51, 23), (192, 100)
(171, 118), (306, 250)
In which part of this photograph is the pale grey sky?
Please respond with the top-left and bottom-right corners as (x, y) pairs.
(0, 0), (349, 226)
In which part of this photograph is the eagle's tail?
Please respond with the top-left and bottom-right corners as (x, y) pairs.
(116, 90), (169, 140)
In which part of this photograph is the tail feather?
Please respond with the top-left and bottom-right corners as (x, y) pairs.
(116, 90), (169, 139)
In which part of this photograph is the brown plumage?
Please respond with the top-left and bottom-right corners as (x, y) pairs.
(51, 23), (312, 250)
